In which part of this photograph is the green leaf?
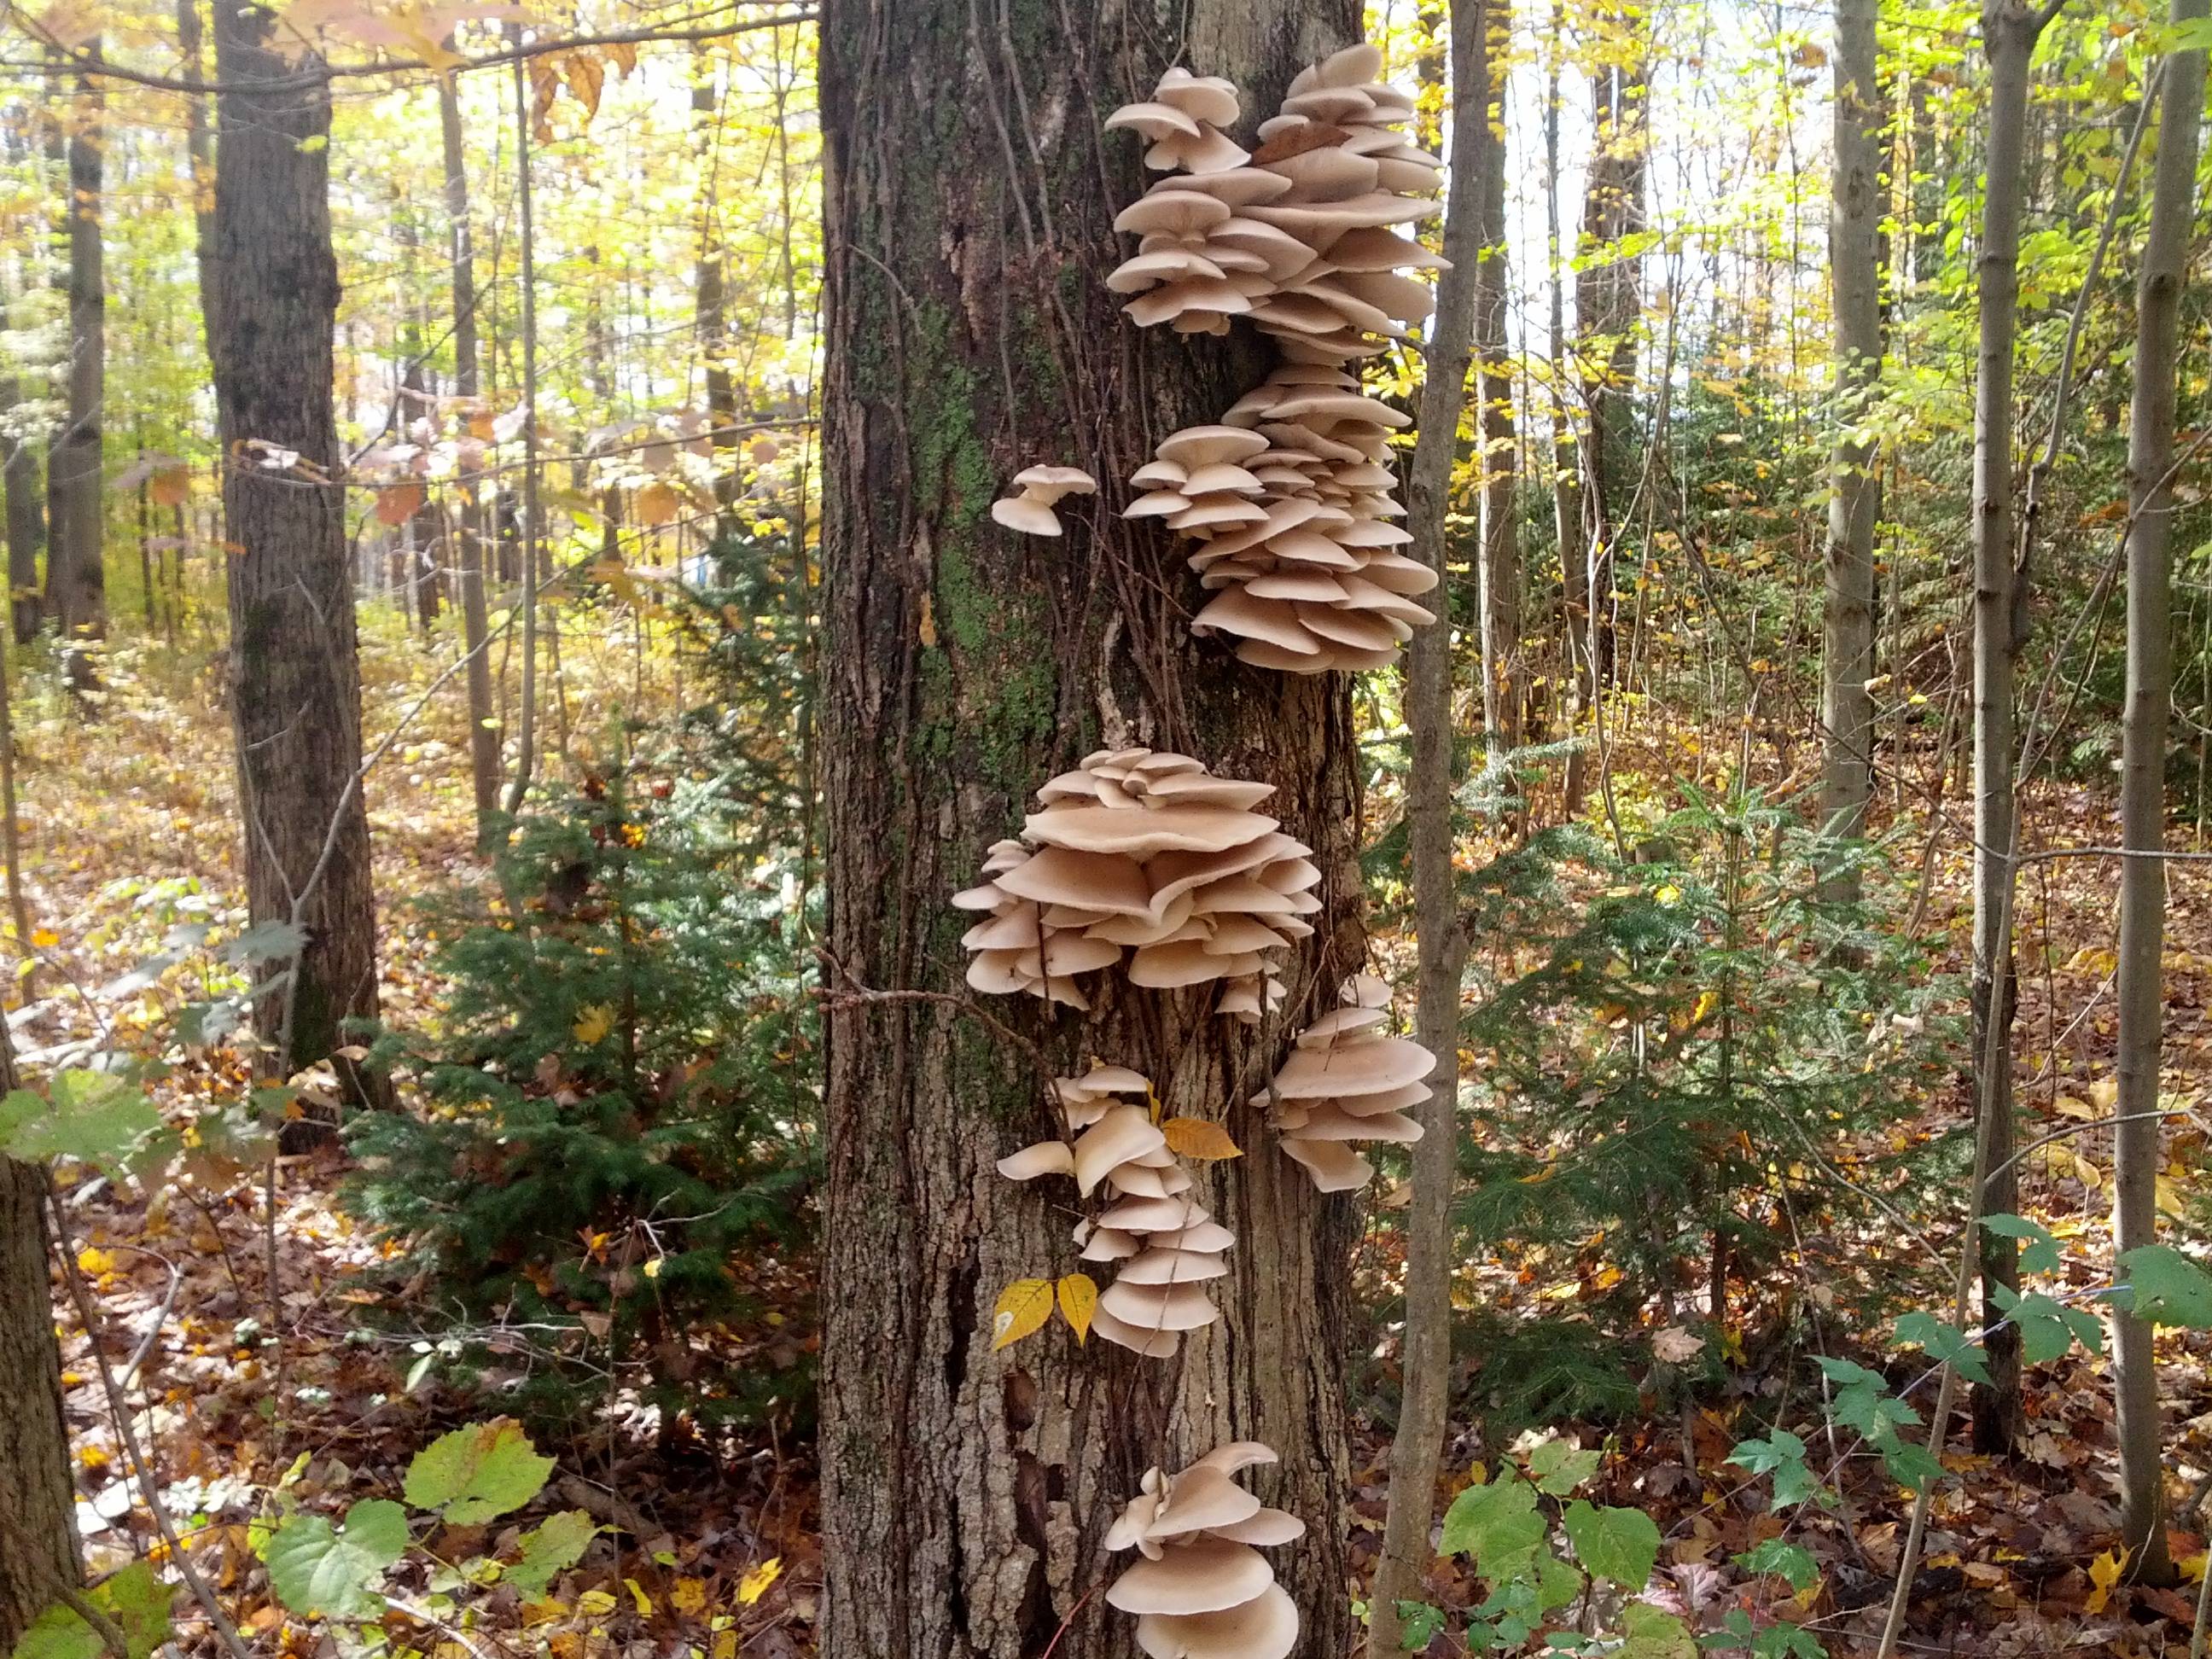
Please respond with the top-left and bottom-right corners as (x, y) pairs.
(1440, 1475), (1545, 1571)
(509, 1510), (596, 1598)
(1394, 1602), (1448, 1650)
(1733, 1537), (1820, 1594)
(1527, 1438), (1602, 1496)
(1994, 1286), (2103, 1363)
(1726, 1430), (1819, 1508)
(224, 919), (306, 967)
(1533, 1547), (1584, 1612)
(1619, 1604), (1697, 1658)
(1751, 1622), (1826, 1658)
(1563, 1500), (1659, 1588)
(1892, 1313), (1992, 1384)
(403, 1418), (556, 1524)
(9, 1561), (173, 1659)
(1981, 1213), (2060, 1275)
(2113, 1246), (2212, 1328)
(0, 1074), (162, 1172)
(1877, 1436), (1946, 1493)
(263, 1499), (407, 1618)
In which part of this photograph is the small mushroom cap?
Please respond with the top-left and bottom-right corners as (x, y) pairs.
(992, 844), (1154, 916)
(1150, 1464), (1263, 1538)
(1105, 100), (1204, 140)
(1109, 248), (1229, 293)
(1208, 1506), (1307, 1546)
(1091, 1305), (1182, 1358)
(991, 495), (1063, 537)
(1106, 1538), (1273, 1615)
(1074, 1104), (1170, 1196)
(1155, 425), (1272, 468)
(1067, 1063), (1153, 1096)
(1134, 1581), (1300, 1659)
(1080, 1225), (1144, 1261)
(1012, 464), (1098, 502)
(1190, 1441), (1280, 1477)
(1149, 128), (1251, 174)
(1098, 1193), (1211, 1231)
(1117, 1247), (1230, 1285)
(996, 1140), (1076, 1181)
(1272, 1034), (1435, 1097)
(1279, 1135), (1375, 1191)
(1154, 67), (1241, 126)
(1025, 804), (1279, 858)
(1115, 189), (1232, 238)
(1150, 1219), (1237, 1253)
(1097, 1277), (1220, 1331)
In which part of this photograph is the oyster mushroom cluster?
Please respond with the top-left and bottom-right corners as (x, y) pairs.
(1104, 44), (1443, 356)
(1265, 973), (1434, 1192)
(992, 464), (1097, 537)
(998, 1066), (1238, 1358)
(954, 748), (1318, 1022)
(1104, 1442), (1304, 1659)
(1133, 365), (1438, 672)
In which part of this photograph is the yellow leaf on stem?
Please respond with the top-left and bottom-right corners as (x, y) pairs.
(991, 1278), (1054, 1351)
(1057, 1272), (1097, 1344)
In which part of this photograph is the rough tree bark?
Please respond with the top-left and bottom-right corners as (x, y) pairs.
(0, 1017), (79, 1650)
(694, 55), (743, 537)
(1966, 0), (2057, 1456)
(436, 67), (501, 836)
(818, 4), (1363, 1655)
(1546, 3), (1588, 799)
(1818, 0), (1882, 881)
(207, 3), (383, 1106)
(2112, 0), (2203, 1583)
(46, 45), (105, 641)
(1, 291), (41, 645)
(1367, 4), (1486, 1652)
(1471, 0), (1521, 752)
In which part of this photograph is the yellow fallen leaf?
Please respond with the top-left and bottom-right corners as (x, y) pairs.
(1057, 1272), (1097, 1344)
(1161, 1117), (1241, 1161)
(736, 1556), (782, 1605)
(2086, 1545), (2128, 1614)
(30, 928), (56, 947)
(670, 1576), (708, 1615)
(992, 1278), (1054, 1351)
(2182, 1551), (2207, 1585)
(623, 1577), (652, 1616)
(576, 1588), (619, 1616)
(76, 1247), (117, 1276)
(572, 1004), (614, 1045)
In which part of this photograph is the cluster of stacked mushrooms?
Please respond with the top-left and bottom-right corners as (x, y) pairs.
(1103, 1442), (1306, 1659)
(954, 747), (1318, 1023)
(963, 39), (1454, 1657)
(996, 1067), (1237, 1358)
(1266, 973), (1432, 1193)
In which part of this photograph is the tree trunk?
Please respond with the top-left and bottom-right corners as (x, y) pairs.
(1819, 0), (1882, 879)
(502, 43), (542, 822)
(1, 334), (41, 644)
(437, 67), (501, 836)
(1966, 0), (2051, 1457)
(818, 4), (1362, 1656)
(0, 1016), (79, 1650)
(207, 4), (383, 1109)
(2112, 0), (2204, 1582)
(1472, 0), (1521, 752)
(47, 46), (105, 641)
(178, 0), (214, 297)
(694, 59), (742, 538)
(1546, 3), (1587, 807)
(1367, 3), (1486, 1651)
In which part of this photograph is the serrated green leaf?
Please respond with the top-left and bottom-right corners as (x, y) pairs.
(1878, 1436), (1946, 1493)
(1751, 1621), (1826, 1658)
(1563, 1500), (1659, 1588)
(1733, 1538), (1819, 1594)
(403, 1418), (555, 1523)
(1893, 1313), (1992, 1384)
(1619, 1604), (1696, 1658)
(1534, 1546), (1584, 1611)
(1527, 1438), (1602, 1495)
(9, 1560), (172, 1659)
(263, 1499), (406, 1618)
(2113, 1246), (2212, 1328)
(1981, 1213), (2060, 1274)
(0, 1073), (162, 1173)
(1727, 1430), (1819, 1508)
(1441, 1475), (1544, 1570)
(509, 1510), (595, 1598)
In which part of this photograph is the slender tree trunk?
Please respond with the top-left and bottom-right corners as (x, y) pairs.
(1, 331), (41, 644)
(1546, 3), (1588, 806)
(693, 57), (742, 538)
(1819, 0), (1883, 877)
(1368, 5), (1486, 1651)
(436, 67), (500, 836)
(47, 46), (104, 640)
(0, 1016), (79, 1650)
(1473, 0), (1521, 751)
(207, 2), (384, 1110)
(502, 44), (541, 820)
(818, 4), (1361, 1654)
(178, 0), (214, 295)
(1967, 0), (2053, 1456)
(2112, 0), (2203, 1583)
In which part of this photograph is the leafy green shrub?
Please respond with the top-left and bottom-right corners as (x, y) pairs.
(1454, 786), (1963, 1426)
(346, 771), (818, 1429)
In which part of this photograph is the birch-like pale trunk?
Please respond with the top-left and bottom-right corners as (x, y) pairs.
(2112, 0), (2203, 1583)
(1367, 3), (1487, 1650)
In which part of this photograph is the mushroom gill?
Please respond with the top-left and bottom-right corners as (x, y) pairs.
(1103, 1443), (1304, 1659)
(1262, 972), (1435, 1192)
(956, 748), (1312, 1019)
(992, 1067), (1240, 1358)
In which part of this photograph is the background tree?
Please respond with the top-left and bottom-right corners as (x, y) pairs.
(207, 3), (382, 1104)
(818, 3), (1363, 1654)
(45, 46), (103, 640)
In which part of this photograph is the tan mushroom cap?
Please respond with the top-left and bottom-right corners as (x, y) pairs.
(1147, 1464), (1263, 1538)
(1093, 1304), (1182, 1358)
(1134, 1582), (1300, 1659)
(1154, 67), (1241, 127)
(1209, 1507), (1306, 1545)
(1269, 1034), (1435, 1097)
(990, 494), (1064, 537)
(1105, 100), (1203, 141)
(1106, 1538), (1274, 1615)
(1278, 1136), (1374, 1191)
(1117, 1247), (1230, 1284)
(996, 1141), (1075, 1181)
(1156, 425), (1271, 468)
(1074, 1104), (1170, 1196)
(1098, 1277), (1219, 1331)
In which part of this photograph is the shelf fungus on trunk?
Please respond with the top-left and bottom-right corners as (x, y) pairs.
(1103, 1441), (1305, 1659)
(952, 748), (1318, 1021)
(990, 465), (1097, 536)
(1135, 366), (1439, 673)
(1264, 972), (1432, 1192)
(995, 1066), (1239, 1357)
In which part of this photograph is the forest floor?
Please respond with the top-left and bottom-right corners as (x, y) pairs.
(18, 620), (2212, 1658)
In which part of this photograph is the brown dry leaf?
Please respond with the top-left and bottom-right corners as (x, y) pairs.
(375, 483), (426, 526)
(1161, 1117), (1241, 1161)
